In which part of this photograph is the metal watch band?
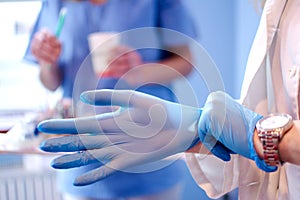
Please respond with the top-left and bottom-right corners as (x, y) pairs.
(258, 129), (282, 166)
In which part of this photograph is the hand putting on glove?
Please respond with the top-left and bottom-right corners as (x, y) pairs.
(38, 90), (275, 186)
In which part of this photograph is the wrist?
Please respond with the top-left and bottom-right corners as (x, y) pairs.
(186, 109), (207, 154)
(40, 61), (57, 70)
(278, 121), (300, 165)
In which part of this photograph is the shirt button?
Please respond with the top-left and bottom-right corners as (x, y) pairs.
(288, 66), (297, 79)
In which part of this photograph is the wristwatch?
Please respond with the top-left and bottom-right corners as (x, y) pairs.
(256, 113), (293, 166)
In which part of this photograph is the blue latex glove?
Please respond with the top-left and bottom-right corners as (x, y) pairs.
(198, 91), (277, 172)
(38, 89), (201, 186)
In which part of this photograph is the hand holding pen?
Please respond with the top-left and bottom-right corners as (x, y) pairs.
(30, 7), (67, 68)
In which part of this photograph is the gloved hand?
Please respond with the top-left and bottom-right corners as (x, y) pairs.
(38, 89), (201, 186)
(198, 91), (277, 172)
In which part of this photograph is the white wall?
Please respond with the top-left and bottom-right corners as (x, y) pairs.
(234, 1), (261, 97)
(176, 0), (261, 107)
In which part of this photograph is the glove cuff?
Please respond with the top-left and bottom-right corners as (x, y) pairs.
(248, 114), (277, 172)
(187, 109), (202, 150)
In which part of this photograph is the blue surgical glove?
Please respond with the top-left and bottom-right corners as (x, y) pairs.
(38, 89), (201, 186)
(198, 91), (277, 172)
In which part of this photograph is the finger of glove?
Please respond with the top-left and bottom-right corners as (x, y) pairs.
(73, 154), (145, 186)
(51, 151), (99, 169)
(51, 146), (120, 169)
(38, 113), (118, 134)
(40, 134), (125, 152)
(80, 89), (162, 108)
(74, 165), (116, 186)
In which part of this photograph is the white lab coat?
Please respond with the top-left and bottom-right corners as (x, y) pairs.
(185, 0), (300, 199)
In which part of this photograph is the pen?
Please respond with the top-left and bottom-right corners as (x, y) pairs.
(45, 7), (67, 70)
(55, 7), (67, 37)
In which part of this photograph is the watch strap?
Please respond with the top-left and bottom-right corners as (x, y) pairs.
(258, 129), (282, 166)
(248, 115), (277, 172)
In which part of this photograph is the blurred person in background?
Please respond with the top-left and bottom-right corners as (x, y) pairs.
(25, 0), (200, 199)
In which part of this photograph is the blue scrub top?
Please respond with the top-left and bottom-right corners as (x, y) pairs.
(25, 0), (197, 99)
(25, 0), (197, 198)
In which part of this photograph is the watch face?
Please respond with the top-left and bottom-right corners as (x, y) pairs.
(258, 113), (293, 130)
